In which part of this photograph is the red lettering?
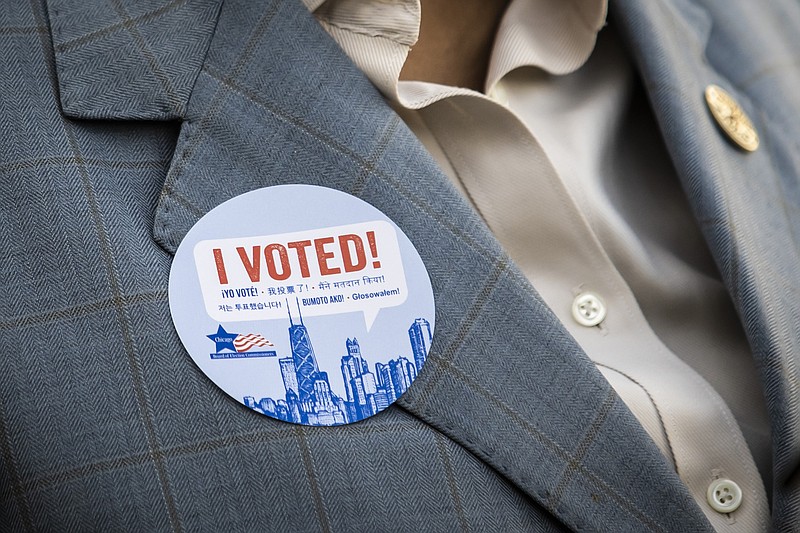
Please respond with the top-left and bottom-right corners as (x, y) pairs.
(314, 237), (341, 275)
(236, 246), (261, 282)
(264, 243), (291, 281)
(213, 248), (229, 285)
(366, 231), (380, 268)
(339, 234), (366, 273)
(287, 240), (312, 278)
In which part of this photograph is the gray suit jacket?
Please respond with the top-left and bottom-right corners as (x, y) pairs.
(2, 0), (799, 531)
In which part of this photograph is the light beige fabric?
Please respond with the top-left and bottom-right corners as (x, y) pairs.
(307, 0), (772, 529)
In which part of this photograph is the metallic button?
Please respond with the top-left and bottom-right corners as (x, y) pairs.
(706, 478), (743, 513)
(705, 84), (759, 152)
(571, 292), (606, 327)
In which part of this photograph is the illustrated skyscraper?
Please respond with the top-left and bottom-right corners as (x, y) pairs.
(340, 338), (380, 419)
(245, 311), (431, 426)
(389, 356), (416, 397)
(287, 300), (320, 402)
(341, 338), (368, 403)
(285, 299), (348, 425)
(279, 357), (299, 394)
(375, 362), (397, 402)
(408, 318), (432, 371)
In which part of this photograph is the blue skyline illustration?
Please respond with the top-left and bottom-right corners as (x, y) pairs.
(244, 302), (432, 425)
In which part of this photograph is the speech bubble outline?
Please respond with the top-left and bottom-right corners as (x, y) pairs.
(193, 220), (407, 331)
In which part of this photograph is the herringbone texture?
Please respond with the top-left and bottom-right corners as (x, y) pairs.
(0, 1), (572, 530)
(8, 0), (798, 530)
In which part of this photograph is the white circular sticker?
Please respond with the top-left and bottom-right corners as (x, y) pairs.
(169, 185), (435, 426)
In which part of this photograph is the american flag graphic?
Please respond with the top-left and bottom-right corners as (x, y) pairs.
(233, 333), (274, 353)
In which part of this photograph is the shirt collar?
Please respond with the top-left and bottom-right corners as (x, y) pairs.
(306, 0), (607, 109)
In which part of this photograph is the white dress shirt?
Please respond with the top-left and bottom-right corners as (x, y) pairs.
(305, 0), (772, 529)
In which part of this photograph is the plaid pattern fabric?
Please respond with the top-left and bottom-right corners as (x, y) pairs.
(2, 0), (798, 530)
(614, 0), (800, 529)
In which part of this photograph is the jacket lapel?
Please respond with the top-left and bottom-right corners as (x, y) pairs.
(613, 0), (800, 526)
(48, 0), (713, 530)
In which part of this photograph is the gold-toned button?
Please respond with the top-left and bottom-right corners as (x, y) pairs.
(705, 84), (759, 152)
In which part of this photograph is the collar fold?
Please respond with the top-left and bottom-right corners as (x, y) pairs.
(307, 0), (607, 108)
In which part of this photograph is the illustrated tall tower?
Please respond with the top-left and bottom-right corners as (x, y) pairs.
(375, 362), (397, 402)
(287, 299), (320, 402)
(341, 355), (360, 403)
(389, 356), (415, 397)
(279, 357), (299, 394)
(349, 338), (370, 373)
(408, 318), (432, 372)
(341, 338), (370, 402)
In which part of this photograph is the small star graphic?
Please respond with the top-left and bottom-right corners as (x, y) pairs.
(207, 325), (238, 352)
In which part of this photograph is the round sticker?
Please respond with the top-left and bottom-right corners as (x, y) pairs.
(169, 185), (435, 426)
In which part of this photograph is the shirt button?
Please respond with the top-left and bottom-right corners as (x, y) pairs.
(706, 478), (743, 513)
(704, 84), (759, 152)
(571, 292), (606, 327)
